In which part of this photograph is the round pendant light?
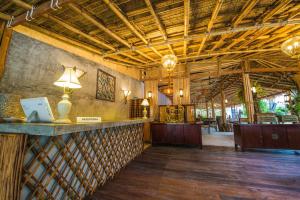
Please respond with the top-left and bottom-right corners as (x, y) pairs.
(281, 36), (300, 58)
(161, 54), (178, 72)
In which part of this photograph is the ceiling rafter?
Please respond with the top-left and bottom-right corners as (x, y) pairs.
(183, 0), (190, 56)
(144, 0), (175, 55)
(210, 0), (259, 51)
(103, 19), (300, 57)
(261, 0), (292, 23)
(11, 0), (74, 26)
(102, 0), (161, 58)
(67, 3), (149, 63)
(197, 0), (223, 55)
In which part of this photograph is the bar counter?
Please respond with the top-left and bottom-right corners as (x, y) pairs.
(0, 118), (151, 200)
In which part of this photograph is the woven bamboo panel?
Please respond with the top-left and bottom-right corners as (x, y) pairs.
(20, 123), (144, 199)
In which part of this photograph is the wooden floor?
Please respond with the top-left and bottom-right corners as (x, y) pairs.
(88, 146), (300, 200)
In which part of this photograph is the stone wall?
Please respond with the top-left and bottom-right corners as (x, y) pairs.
(0, 32), (144, 121)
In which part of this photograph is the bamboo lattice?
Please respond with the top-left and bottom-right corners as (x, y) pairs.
(20, 123), (144, 199)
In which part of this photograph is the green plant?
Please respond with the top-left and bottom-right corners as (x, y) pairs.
(288, 90), (300, 116)
(258, 100), (269, 113)
(275, 106), (288, 116)
(237, 82), (266, 103)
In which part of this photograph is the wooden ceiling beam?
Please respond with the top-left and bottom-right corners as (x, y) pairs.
(232, 0), (259, 27)
(102, 0), (161, 58)
(183, 0), (190, 56)
(210, 0), (259, 51)
(103, 19), (300, 57)
(197, 0), (223, 55)
(261, 0), (292, 23)
(11, 0), (74, 26)
(68, 3), (148, 63)
(44, 14), (115, 51)
(0, 12), (11, 21)
(144, 0), (174, 55)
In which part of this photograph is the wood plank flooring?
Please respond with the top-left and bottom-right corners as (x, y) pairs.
(88, 146), (300, 200)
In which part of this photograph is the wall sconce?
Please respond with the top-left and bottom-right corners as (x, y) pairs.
(167, 88), (171, 94)
(284, 94), (290, 103)
(225, 99), (228, 104)
(148, 91), (152, 98)
(123, 90), (131, 104)
(179, 89), (184, 97)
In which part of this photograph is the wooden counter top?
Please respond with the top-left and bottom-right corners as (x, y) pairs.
(0, 118), (152, 136)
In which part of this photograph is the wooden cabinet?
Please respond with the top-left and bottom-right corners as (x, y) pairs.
(151, 123), (202, 147)
(241, 126), (263, 149)
(287, 126), (300, 149)
(262, 126), (288, 149)
(234, 124), (300, 151)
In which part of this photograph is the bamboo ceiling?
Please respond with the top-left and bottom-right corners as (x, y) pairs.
(1, 0), (300, 103)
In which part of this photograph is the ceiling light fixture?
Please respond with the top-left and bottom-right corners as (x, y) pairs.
(281, 36), (300, 58)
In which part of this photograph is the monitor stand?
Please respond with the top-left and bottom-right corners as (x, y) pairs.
(27, 110), (40, 123)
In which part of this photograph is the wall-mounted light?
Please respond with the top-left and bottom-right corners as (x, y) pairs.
(251, 87), (256, 93)
(123, 90), (131, 104)
(284, 94), (290, 103)
(148, 91), (152, 98)
(167, 88), (171, 94)
(225, 99), (228, 104)
(179, 89), (184, 97)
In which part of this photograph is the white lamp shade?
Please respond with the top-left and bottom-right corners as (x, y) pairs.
(54, 67), (82, 89)
(141, 99), (149, 106)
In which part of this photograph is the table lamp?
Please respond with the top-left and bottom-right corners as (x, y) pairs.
(54, 67), (81, 123)
(141, 99), (149, 119)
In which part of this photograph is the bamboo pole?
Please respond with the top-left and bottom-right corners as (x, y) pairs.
(0, 23), (12, 80)
(242, 61), (255, 123)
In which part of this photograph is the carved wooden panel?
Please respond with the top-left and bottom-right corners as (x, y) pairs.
(21, 124), (144, 199)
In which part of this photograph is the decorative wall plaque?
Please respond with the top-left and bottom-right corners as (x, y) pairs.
(96, 69), (116, 102)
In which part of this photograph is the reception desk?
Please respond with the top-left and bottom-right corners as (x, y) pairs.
(151, 122), (202, 148)
(233, 124), (300, 151)
(0, 118), (150, 200)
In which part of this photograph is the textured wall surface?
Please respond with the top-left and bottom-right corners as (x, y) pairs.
(0, 32), (144, 121)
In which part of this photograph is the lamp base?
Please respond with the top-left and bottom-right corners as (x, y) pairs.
(56, 93), (72, 123)
(143, 108), (148, 119)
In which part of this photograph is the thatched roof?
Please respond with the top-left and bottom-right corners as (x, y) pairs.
(1, 0), (300, 103)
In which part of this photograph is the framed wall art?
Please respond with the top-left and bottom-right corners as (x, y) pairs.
(96, 69), (116, 102)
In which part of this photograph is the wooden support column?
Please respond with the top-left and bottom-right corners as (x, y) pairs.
(221, 90), (226, 124)
(0, 23), (13, 80)
(173, 77), (190, 104)
(293, 62), (300, 90)
(242, 61), (255, 123)
(144, 80), (158, 119)
(205, 101), (209, 118)
(211, 98), (215, 119)
(0, 134), (27, 200)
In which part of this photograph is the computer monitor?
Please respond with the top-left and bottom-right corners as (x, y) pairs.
(20, 97), (55, 123)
